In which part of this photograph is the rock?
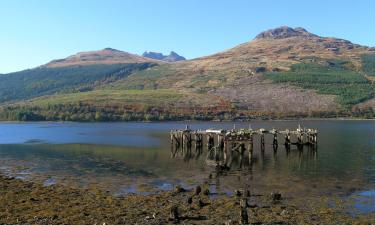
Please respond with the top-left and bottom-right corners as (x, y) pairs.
(187, 196), (193, 205)
(164, 51), (186, 62)
(173, 185), (185, 193)
(225, 220), (234, 225)
(280, 209), (289, 216)
(169, 206), (179, 222)
(198, 199), (207, 208)
(271, 192), (282, 202)
(30, 197), (38, 202)
(234, 189), (242, 197)
(142, 51), (165, 60)
(195, 185), (202, 195)
(142, 51), (186, 62)
(239, 207), (249, 225)
(255, 26), (317, 39)
(255, 67), (266, 73)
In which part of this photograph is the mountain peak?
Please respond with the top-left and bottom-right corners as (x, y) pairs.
(45, 48), (159, 68)
(255, 26), (317, 39)
(142, 51), (186, 62)
(102, 47), (121, 52)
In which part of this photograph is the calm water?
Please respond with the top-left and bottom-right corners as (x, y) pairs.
(0, 121), (374, 212)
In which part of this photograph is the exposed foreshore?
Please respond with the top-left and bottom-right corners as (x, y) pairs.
(0, 174), (373, 225)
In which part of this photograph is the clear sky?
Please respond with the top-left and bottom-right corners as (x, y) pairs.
(0, 0), (374, 73)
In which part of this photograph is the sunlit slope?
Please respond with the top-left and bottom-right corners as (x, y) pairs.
(0, 63), (156, 104)
(2, 26), (375, 120)
(113, 27), (375, 114)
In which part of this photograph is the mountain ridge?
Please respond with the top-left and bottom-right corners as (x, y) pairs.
(1, 26), (375, 121)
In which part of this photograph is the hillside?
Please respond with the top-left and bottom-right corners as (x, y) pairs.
(113, 27), (375, 115)
(44, 48), (161, 68)
(1, 26), (375, 121)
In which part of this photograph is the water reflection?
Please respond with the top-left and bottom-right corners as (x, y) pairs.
(0, 121), (374, 213)
(171, 137), (318, 181)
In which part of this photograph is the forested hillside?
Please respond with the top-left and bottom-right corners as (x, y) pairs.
(0, 63), (156, 103)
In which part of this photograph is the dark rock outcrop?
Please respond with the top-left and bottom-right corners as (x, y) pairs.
(255, 26), (317, 39)
(142, 51), (186, 62)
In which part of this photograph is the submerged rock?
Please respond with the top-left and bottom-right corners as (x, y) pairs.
(173, 185), (185, 194)
(271, 192), (282, 202)
(195, 185), (202, 195)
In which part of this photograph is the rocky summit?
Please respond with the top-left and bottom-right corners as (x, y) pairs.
(255, 26), (317, 39)
(142, 51), (186, 62)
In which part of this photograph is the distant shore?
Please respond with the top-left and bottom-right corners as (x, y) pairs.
(1, 116), (375, 124)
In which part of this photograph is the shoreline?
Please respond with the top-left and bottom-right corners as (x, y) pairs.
(0, 174), (373, 225)
(1, 117), (375, 124)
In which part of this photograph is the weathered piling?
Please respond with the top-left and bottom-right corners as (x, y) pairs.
(171, 125), (318, 167)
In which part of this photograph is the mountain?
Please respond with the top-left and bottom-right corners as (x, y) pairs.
(45, 48), (161, 68)
(1, 26), (375, 121)
(142, 51), (186, 62)
(117, 26), (375, 114)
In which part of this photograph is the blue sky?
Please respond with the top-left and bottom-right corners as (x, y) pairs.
(0, 0), (374, 73)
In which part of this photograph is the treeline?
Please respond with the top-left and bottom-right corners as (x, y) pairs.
(265, 61), (375, 106)
(0, 103), (373, 122)
(362, 54), (375, 76)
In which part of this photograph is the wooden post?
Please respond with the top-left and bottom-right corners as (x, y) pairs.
(218, 135), (224, 151)
(239, 207), (249, 225)
(284, 132), (291, 147)
(260, 134), (265, 151)
(273, 133), (278, 151)
(207, 134), (214, 150)
(187, 132), (192, 149)
(297, 132), (303, 146)
(223, 139), (228, 166)
(248, 135), (253, 165)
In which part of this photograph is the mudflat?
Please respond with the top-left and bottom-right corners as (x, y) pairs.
(0, 175), (373, 225)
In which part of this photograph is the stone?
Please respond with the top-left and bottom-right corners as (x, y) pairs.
(169, 206), (179, 222)
(195, 185), (202, 195)
(234, 189), (242, 197)
(187, 196), (193, 205)
(198, 199), (206, 208)
(271, 192), (282, 202)
(239, 207), (249, 225)
(173, 185), (185, 193)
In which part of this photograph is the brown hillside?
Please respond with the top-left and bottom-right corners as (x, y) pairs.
(115, 26), (374, 115)
(44, 48), (163, 68)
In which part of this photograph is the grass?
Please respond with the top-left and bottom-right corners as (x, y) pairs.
(113, 64), (176, 90)
(27, 89), (184, 106)
(265, 62), (375, 106)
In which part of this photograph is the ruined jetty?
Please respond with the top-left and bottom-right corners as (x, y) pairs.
(170, 125), (318, 166)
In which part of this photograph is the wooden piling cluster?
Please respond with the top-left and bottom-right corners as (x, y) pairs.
(170, 125), (318, 164)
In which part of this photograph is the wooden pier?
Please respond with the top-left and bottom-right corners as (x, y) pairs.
(170, 125), (318, 167)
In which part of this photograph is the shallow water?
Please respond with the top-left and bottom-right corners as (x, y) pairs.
(0, 121), (374, 213)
